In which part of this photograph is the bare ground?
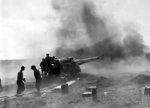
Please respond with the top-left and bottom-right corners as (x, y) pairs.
(1, 73), (150, 108)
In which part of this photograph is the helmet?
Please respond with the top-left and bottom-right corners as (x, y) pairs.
(21, 66), (25, 70)
(31, 65), (36, 70)
(46, 53), (49, 57)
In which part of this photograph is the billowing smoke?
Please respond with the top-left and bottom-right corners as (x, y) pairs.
(54, 0), (150, 80)
(123, 25), (145, 56)
(82, 2), (110, 43)
(55, 0), (145, 60)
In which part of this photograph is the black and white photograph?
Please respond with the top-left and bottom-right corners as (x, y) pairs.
(0, 0), (150, 108)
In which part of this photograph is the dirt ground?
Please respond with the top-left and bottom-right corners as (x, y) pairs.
(1, 73), (150, 108)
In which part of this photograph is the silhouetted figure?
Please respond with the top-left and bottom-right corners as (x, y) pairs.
(44, 54), (52, 77)
(16, 66), (26, 95)
(45, 54), (52, 63)
(0, 78), (2, 92)
(40, 58), (46, 77)
(52, 59), (61, 75)
(31, 65), (42, 94)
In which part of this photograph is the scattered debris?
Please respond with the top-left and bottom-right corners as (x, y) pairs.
(52, 80), (77, 90)
(86, 86), (96, 91)
(82, 92), (92, 97)
(82, 86), (97, 98)
(144, 86), (150, 95)
(86, 86), (97, 95)
(61, 83), (69, 93)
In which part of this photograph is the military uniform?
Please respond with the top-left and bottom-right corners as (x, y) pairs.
(45, 55), (54, 77)
(17, 70), (25, 94)
(40, 59), (46, 77)
(31, 66), (42, 93)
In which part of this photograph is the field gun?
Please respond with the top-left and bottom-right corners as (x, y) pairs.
(58, 56), (100, 78)
(74, 56), (100, 65)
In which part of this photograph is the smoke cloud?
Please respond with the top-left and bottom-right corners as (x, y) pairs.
(55, 0), (145, 60)
(54, 0), (149, 82)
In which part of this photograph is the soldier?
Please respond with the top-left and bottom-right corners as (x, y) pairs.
(44, 54), (51, 77)
(16, 66), (26, 95)
(45, 54), (56, 77)
(31, 65), (42, 94)
(40, 58), (46, 77)
(45, 54), (51, 63)
(52, 58), (61, 75)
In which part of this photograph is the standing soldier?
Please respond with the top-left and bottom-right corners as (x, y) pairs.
(31, 65), (42, 94)
(40, 58), (46, 77)
(45, 53), (53, 77)
(52, 58), (61, 75)
(16, 66), (26, 95)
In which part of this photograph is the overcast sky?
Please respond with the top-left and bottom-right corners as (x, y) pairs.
(0, 0), (150, 60)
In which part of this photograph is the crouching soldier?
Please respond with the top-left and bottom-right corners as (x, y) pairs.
(31, 65), (42, 94)
(16, 66), (26, 95)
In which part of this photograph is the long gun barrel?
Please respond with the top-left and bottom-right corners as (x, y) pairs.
(75, 56), (100, 65)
